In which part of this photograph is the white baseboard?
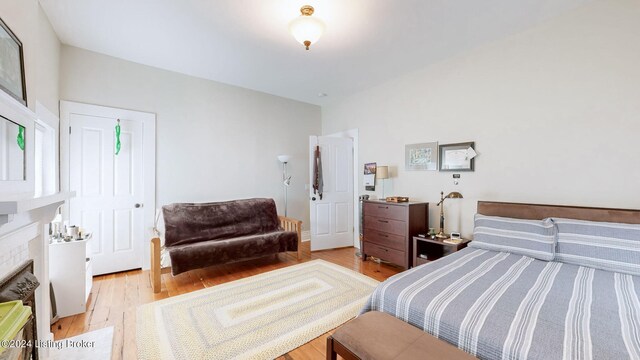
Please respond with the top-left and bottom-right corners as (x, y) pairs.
(301, 230), (311, 242)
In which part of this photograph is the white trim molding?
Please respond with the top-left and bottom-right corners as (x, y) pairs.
(0, 87), (36, 196)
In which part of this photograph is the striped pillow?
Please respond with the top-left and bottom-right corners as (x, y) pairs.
(470, 214), (556, 261)
(553, 218), (640, 276)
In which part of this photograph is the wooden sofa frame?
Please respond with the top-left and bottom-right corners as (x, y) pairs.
(150, 216), (302, 293)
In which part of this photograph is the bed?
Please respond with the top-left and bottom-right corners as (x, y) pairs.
(361, 201), (640, 360)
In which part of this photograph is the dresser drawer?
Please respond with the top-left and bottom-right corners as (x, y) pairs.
(364, 216), (406, 236)
(363, 229), (406, 251)
(363, 242), (406, 267)
(364, 202), (407, 221)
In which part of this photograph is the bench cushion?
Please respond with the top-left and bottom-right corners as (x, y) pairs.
(163, 198), (281, 247)
(167, 230), (297, 275)
(333, 311), (475, 360)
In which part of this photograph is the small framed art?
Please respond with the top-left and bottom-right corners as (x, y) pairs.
(364, 162), (376, 191)
(405, 142), (438, 171)
(439, 142), (476, 171)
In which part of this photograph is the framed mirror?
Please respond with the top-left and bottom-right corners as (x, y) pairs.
(0, 115), (26, 180)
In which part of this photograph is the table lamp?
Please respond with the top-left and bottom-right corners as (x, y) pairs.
(436, 191), (463, 239)
(377, 166), (389, 199)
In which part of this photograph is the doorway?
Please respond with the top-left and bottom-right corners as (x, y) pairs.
(60, 101), (156, 275)
(309, 129), (359, 251)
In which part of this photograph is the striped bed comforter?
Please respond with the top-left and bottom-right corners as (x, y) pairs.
(361, 247), (640, 360)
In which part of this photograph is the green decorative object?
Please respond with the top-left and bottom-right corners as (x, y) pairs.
(115, 119), (121, 155)
(16, 126), (25, 151)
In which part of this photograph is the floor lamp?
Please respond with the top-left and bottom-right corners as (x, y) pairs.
(277, 155), (292, 216)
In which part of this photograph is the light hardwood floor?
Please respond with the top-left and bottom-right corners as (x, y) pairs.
(51, 242), (402, 359)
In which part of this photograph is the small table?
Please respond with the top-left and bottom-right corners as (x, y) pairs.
(413, 236), (471, 267)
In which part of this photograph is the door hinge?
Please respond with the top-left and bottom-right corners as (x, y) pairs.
(69, 127), (71, 134)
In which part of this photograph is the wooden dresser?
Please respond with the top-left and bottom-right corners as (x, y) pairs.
(362, 200), (429, 268)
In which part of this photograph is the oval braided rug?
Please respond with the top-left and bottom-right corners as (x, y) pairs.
(136, 260), (379, 360)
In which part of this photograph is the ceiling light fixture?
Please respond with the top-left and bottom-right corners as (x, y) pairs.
(289, 5), (325, 50)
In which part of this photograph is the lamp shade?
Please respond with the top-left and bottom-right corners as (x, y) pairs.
(377, 166), (389, 180)
(277, 155), (292, 163)
(289, 6), (325, 50)
(445, 192), (463, 199)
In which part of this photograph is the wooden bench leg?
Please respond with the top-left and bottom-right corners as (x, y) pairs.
(327, 335), (361, 360)
(327, 336), (337, 360)
(296, 222), (302, 260)
(151, 237), (161, 293)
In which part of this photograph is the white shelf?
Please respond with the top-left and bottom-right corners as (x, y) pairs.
(0, 192), (74, 226)
(0, 191), (75, 214)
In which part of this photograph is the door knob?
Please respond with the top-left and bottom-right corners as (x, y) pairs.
(135, 203), (143, 208)
(311, 197), (316, 201)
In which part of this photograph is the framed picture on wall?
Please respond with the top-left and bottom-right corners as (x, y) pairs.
(405, 142), (438, 171)
(0, 17), (27, 106)
(364, 163), (376, 191)
(439, 142), (476, 171)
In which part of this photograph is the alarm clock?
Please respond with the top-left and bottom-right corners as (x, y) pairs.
(450, 232), (461, 240)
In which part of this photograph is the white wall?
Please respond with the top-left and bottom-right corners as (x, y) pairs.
(36, 6), (60, 115)
(0, 1), (61, 116)
(60, 46), (321, 229)
(322, 0), (640, 238)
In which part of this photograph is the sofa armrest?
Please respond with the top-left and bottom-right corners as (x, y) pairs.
(279, 216), (303, 260)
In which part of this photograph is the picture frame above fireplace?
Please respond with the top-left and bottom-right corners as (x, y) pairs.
(0, 17), (27, 106)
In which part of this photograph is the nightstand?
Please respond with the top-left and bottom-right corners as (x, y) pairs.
(412, 236), (471, 267)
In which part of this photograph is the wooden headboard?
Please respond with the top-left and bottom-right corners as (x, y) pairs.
(477, 201), (640, 225)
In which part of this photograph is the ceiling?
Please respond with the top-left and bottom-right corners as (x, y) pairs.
(40, 0), (592, 105)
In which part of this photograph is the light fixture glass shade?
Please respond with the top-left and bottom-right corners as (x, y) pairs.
(289, 13), (325, 49)
(377, 166), (389, 180)
(277, 155), (292, 163)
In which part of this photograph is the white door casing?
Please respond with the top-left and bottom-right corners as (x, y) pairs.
(61, 101), (156, 274)
(309, 136), (354, 251)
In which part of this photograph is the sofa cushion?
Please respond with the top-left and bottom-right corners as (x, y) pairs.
(553, 217), (640, 276)
(167, 230), (298, 275)
(469, 214), (556, 261)
(163, 198), (281, 247)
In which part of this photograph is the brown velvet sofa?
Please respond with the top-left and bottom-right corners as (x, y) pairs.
(150, 198), (302, 287)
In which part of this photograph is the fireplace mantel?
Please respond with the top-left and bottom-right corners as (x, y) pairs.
(0, 191), (75, 358)
(0, 191), (75, 226)
(0, 192), (74, 226)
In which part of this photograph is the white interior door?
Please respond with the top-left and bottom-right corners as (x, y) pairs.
(68, 112), (144, 275)
(309, 136), (354, 251)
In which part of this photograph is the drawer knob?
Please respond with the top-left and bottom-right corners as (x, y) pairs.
(379, 233), (389, 238)
(378, 206), (388, 209)
(378, 219), (389, 223)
